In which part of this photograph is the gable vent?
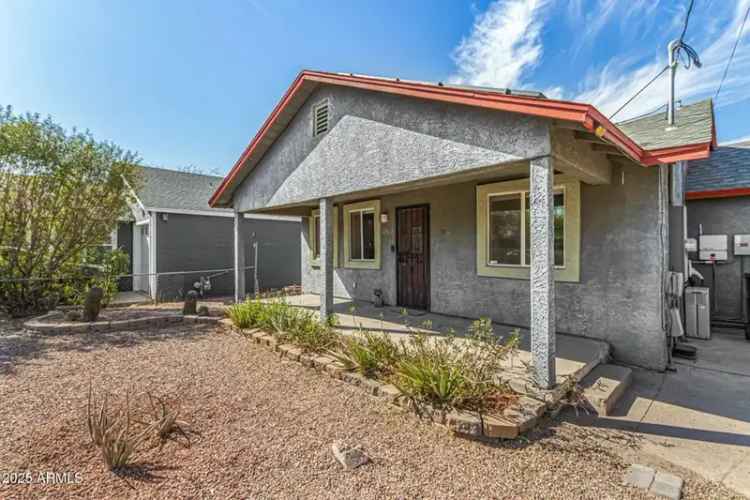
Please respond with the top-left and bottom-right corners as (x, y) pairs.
(312, 100), (330, 137)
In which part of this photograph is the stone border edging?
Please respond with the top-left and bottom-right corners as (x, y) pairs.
(218, 319), (548, 440)
(24, 311), (221, 334)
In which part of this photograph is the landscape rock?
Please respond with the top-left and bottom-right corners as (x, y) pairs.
(650, 471), (684, 500)
(197, 305), (210, 317)
(64, 310), (82, 322)
(331, 441), (369, 470)
(623, 464), (655, 490)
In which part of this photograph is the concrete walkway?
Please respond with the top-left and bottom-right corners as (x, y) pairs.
(110, 291), (151, 306)
(276, 294), (610, 386)
(586, 329), (750, 497)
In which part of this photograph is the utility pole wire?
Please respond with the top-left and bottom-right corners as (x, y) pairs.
(608, 0), (697, 121)
(715, 4), (750, 101)
(678, 0), (695, 44)
(608, 65), (670, 120)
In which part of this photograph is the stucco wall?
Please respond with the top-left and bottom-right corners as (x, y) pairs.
(687, 196), (750, 321)
(233, 85), (550, 212)
(155, 213), (301, 300)
(301, 164), (668, 370)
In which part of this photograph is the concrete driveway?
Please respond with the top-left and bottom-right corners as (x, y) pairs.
(588, 329), (750, 497)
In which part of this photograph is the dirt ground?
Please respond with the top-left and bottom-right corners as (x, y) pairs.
(0, 317), (742, 499)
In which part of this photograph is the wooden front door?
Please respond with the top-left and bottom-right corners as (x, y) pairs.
(397, 205), (430, 310)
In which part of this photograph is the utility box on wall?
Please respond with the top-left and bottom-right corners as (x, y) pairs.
(735, 234), (750, 256)
(699, 234), (728, 261)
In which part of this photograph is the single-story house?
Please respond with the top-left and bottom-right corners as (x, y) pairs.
(114, 165), (301, 301)
(686, 140), (750, 327)
(208, 70), (715, 385)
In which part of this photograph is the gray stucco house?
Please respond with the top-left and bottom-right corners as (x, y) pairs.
(686, 140), (750, 329)
(209, 70), (715, 382)
(115, 166), (300, 301)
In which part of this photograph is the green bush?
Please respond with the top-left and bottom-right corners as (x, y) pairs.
(0, 106), (140, 317)
(333, 330), (401, 377)
(228, 298), (337, 353)
(389, 322), (519, 412)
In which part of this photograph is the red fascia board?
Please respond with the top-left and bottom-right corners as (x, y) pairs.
(687, 188), (750, 200)
(209, 72), (307, 207)
(210, 70), (705, 206)
(641, 142), (712, 165)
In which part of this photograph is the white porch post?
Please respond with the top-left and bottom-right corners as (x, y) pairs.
(319, 197), (334, 321)
(234, 210), (246, 303)
(530, 156), (556, 389)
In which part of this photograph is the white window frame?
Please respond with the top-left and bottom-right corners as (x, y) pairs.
(309, 206), (338, 267)
(484, 187), (566, 269)
(476, 176), (580, 282)
(343, 199), (381, 270)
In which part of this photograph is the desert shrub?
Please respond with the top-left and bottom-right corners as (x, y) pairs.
(279, 310), (338, 352)
(229, 298), (337, 352)
(389, 321), (519, 412)
(87, 386), (153, 470)
(0, 106), (140, 317)
(143, 392), (191, 447)
(333, 331), (401, 377)
(227, 299), (266, 329)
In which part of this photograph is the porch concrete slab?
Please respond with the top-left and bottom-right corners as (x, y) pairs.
(274, 294), (609, 384)
(110, 291), (151, 306)
(588, 362), (750, 497)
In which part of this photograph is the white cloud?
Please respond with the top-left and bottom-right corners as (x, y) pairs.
(449, 0), (549, 89)
(576, 0), (750, 121)
(449, 0), (750, 124)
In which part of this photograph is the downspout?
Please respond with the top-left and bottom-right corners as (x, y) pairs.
(658, 164), (673, 368)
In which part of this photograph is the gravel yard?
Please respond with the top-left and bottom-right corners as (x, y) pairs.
(0, 317), (741, 499)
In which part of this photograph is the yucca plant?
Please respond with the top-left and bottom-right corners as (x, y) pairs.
(144, 392), (191, 447)
(87, 385), (154, 470)
(332, 331), (401, 377)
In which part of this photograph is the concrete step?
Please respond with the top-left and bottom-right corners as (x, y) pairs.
(580, 364), (633, 416)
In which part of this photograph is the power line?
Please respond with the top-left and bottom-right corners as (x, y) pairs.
(715, 4), (750, 101)
(608, 0), (698, 121)
(678, 0), (695, 44)
(608, 65), (669, 120)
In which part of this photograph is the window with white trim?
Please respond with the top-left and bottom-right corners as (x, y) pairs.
(343, 199), (381, 269)
(476, 177), (580, 282)
(487, 190), (565, 267)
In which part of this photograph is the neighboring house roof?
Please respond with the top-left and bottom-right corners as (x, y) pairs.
(134, 166), (231, 213)
(687, 140), (750, 200)
(210, 70), (716, 207)
(617, 99), (715, 150)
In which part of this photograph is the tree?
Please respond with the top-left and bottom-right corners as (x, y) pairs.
(0, 106), (140, 316)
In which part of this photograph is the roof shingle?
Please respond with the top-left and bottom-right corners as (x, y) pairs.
(134, 166), (230, 212)
(687, 140), (750, 193)
(616, 99), (714, 150)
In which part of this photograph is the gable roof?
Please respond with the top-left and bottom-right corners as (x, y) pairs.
(209, 70), (716, 208)
(687, 140), (750, 200)
(134, 166), (231, 213)
(617, 99), (715, 150)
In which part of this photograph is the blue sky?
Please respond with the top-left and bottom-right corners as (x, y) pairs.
(2, 0), (749, 175)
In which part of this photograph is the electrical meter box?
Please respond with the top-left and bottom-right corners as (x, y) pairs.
(735, 234), (750, 256)
(699, 234), (728, 261)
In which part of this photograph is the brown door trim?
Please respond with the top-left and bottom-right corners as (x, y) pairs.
(395, 204), (430, 310)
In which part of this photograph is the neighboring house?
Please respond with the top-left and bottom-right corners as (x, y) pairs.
(209, 70), (714, 379)
(115, 166), (301, 301)
(686, 140), (750, 325)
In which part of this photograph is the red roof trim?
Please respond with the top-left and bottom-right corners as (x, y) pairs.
(209, 70), (713, 206)
(641, 141), (713, 165)
(687, 188), (750, 200)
